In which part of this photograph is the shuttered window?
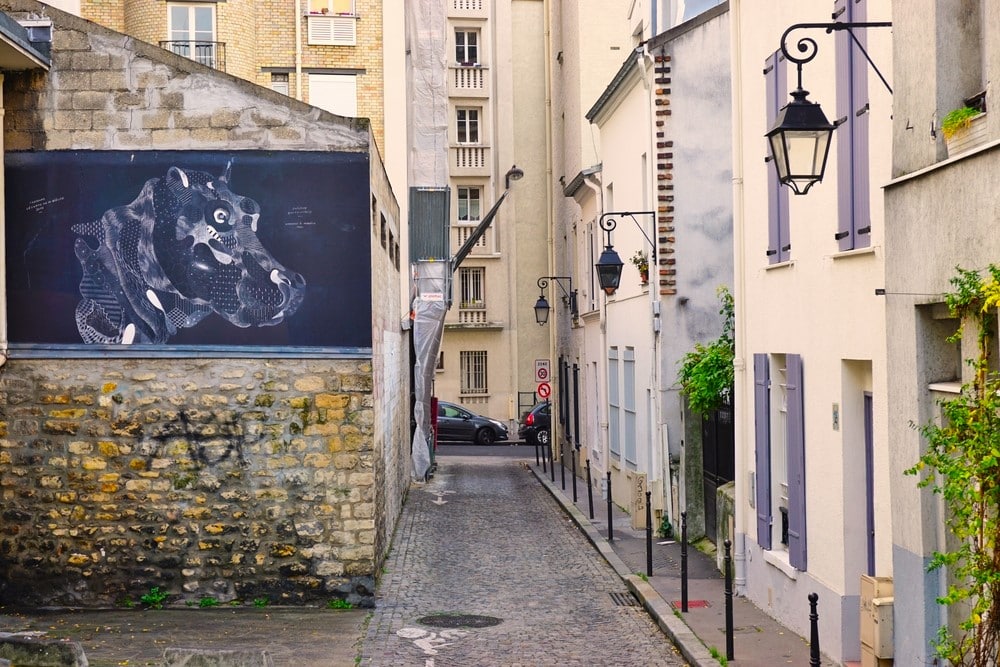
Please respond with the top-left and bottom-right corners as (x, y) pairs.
(754, 353), (807, 569)
(308, 73), (357, 117)
(608, 347), (620, 458)
(834, 0), (871, 251)
(764, 52), (791, 264)
(623, 348), (637, 466)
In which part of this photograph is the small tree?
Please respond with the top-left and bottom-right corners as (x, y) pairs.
(906, 265), (1000, 666)
(677, 286), (734, 415)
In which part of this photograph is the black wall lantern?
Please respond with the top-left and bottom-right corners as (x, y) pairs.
(534, 276), (577, 325)
(595, 211), (656, 296)
(766, 21), (891, 195)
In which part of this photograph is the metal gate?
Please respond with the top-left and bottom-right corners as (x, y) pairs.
(701, 393), (735, 542)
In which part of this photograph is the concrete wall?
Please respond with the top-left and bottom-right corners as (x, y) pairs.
(0, 0), (407, 607)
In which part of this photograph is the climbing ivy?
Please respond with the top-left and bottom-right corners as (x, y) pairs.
(677, 286), (734, 415)
(906, 265), (1000, 666)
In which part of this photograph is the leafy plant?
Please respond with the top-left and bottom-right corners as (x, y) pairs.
(942, 106), (983, 140)
(708, 646), (728, 666)
(658, 514), (673, 539)
(253, 596), (270, 608)
(630, 250), (649, 278)
(635, 572), (648, 582)
(905, 265), (1000, 666)
(327, 598), (353, 610)
(199, 596), (219, 608)
(140, 586), (169, 609)
(677, 286), (735, 414)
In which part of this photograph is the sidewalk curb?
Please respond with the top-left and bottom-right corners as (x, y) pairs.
(530, 465), (717, 667)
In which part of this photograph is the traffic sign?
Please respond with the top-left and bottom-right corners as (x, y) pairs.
(537, 382), (551, 399)
(535, 359), (550, 383)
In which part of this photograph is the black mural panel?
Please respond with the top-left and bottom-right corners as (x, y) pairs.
(6, 151), (372, 351)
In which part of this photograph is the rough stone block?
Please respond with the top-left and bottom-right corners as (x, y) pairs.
(162, 648), (275, 667)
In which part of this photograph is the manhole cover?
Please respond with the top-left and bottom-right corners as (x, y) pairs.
(417, 614), (503, 628)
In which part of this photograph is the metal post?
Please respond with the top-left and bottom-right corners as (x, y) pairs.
(534, 440), (540, 467)
(724, 539), (734, 660)
(549, 440), (555, 482)
(606, 471), (614, 542)
(586, 459), (594, 520)
(645, 490), (653, 577)
(809, 592), (820, 667)
(541, 441), (547, 474)
(571, 448), (578, 503)
(560, 440), (566, 490)
(681, 511), (688, 612)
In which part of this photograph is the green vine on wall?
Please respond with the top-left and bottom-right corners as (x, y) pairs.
(906, 265), (1000, 666)
(677, 286), (734, 415)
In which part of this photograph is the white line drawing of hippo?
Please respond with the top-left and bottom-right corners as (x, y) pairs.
(71, 162), (306, 344)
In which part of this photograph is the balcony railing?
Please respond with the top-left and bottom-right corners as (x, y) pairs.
(450, 65), (488, 97)
(453, 223), (497, 255)
(160, 41), (226, 72)
(452, 145), (489, 176)
(451, 0), (487, 17)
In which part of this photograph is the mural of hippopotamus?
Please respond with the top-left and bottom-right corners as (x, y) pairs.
(71, 162), (306, 344)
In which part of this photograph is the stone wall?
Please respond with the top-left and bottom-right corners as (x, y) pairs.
(0, 1), (409, 607)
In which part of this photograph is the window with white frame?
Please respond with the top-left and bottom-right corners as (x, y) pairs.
(167, 4), (217, 68)
(608, 346), (620, 458)
(459, 267), (485, 310)
(455, 29), (479, 64)
(308, 0), (356, 15)
(623, 347), (637, 466)
(308, 73), (358, 117)
(456, 108), (480, 144)
(460, 351), (488, 395)
(457, 186), (481, 222)
(271, 73), (290, 96)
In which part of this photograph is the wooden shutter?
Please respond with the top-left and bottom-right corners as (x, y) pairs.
(786, 353), (807, 569)
(834, 0), (871, 251)
(753, 353), (772, 549)
(765, 52), (790, 263)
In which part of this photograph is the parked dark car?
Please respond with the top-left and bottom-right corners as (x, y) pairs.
(518, 401), (551, 446)
(436, 401), (509, 445)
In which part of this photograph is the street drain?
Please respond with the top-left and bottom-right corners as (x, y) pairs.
(417, 614), (503, 628)
(610, 592), (638, 607)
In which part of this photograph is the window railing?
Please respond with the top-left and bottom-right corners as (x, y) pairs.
(450, 65), (487, 95)
(453, 146), (489, 172)
(160, 41), (226, 72)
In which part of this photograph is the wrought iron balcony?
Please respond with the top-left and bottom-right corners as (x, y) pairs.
(159, 41), (226, 72)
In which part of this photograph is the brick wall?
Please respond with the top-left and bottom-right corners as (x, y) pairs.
(0, 0), (407, 607)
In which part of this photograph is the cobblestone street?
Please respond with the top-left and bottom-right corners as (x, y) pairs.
(359, 455), (686, 666)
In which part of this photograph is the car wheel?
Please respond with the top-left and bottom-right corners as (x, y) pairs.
(476, 428), (496, 446)
(537, 429), (550, 446)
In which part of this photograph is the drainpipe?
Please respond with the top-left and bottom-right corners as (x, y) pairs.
(729, 0), (747, 594)
(294, 0), (303, 100)
(582, 171), (607, 472)
(0, 73), (7, 369)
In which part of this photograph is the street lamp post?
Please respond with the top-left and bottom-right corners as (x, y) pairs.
(765, 21), (891, 194)
(594, 211), (656, 296)
(534, 276), (577, 326)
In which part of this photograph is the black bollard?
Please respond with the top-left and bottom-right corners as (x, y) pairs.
(809, 592), (820, 667)
(724, 539), (734, 660)
(645, 490), (653, 577)
(571, 449), (578, 503)
(681, 511), (688, 612)
(606, 471), (614, 542)
(560, 441), (566, 490)
(541, 441), (547, 474)
(549, 441), (555, 483)
(534, 440), (540, 467)
(586, 459), (594, 520)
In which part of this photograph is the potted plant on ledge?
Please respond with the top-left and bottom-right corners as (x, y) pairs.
(942, 104), (987, 156)
(630, 250), (649, 286)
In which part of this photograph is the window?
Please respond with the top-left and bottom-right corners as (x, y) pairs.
(459, 267), (484, 309)
(834, 0), (871, 251)
(436, 351), (444, 371)
(271, 73), (290, 96)
(308, 0), (356, 15)
(764, 51), (790, 264)
(608, 347), (620, 458)
(754, 353), (807, 570)
(460, 351), (488, 395)
(457, 186), (481, 222)
(308, 73), (357, 117)
(306, 1), (357, 45)
(167, 4), (217, 68)
(456, 29), (479, 64)
(456, 108), (480, 144)
(623, 348), (637, 466)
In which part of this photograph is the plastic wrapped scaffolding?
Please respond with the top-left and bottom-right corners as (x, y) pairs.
(410, 260), (449, 481)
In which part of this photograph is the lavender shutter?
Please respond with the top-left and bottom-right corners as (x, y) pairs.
(754, 354), (772, 549)
(852, 0), (872, 249)
(786, 353), (807, 570)
(834, 0), (854, 251)
(764, 53), (790, 264)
